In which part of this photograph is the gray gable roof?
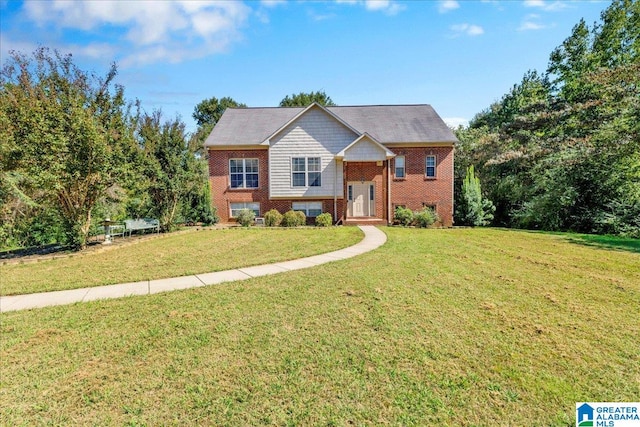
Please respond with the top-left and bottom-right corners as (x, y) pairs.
(204, 104), (457, 147)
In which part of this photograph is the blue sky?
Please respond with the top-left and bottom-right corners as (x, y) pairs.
(1, 0), (607, 132)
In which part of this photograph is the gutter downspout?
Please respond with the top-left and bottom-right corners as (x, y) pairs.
(387, 159), (392, 224)
(334, 158), (338, 223)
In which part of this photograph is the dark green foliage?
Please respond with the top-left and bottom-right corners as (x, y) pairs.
(456, 166), (495, 227)
(263, 209), (283, 227)
(315, 212), (333, 227)
(455, 0), (640, 237)
(183, 180), (218, 225)
(414, 207), (440, 228)
(235, 209), (255, 227)
(279, 91), (336, 107)
(135, 111), (206, 232)
(393, 206), (414, 227)
(192, 96), (246, 128)
(0, 48), (136, 249)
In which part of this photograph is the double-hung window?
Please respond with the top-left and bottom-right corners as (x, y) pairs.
(229, 158), (259, 189)
(292, 201), (323, 217)
(230, 202), (260, 218)
(292, 157), (321, 187)
(425, 155), (436, 178)
(395, 156), (405, 178)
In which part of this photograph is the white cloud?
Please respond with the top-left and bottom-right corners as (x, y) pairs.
(335, 0), (404, 15)
(365, 0), (405, 15)
(518, 13), (547, 31)
(443, 117), (469, 128)
(260, 0), (286, 7)
(451, 23), (484, 36)
(438, 0), (460, 13)
(20, 0), (251, 67)
(523, 0), (568, 12)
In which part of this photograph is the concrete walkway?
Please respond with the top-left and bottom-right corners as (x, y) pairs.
(0, 226), (386, 313)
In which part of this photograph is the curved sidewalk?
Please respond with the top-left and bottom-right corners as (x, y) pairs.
(0, 226), (386, 313)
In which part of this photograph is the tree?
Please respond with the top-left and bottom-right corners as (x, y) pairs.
(279, 90), (336, 107)
(192, 96), (246, 128)
(456, 165), (495, 226)
(136, 110), (209, 231)
(455, 0), (640, 236)
(0, 48), (136, 249)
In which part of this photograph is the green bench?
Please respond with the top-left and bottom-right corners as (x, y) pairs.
(124, 218), (160, 236)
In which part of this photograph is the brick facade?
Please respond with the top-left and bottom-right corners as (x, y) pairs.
(209, 148), (345, 223)
(210, 146), (454, 226)
(343, 161), (389, 222)
(389, 146), (453, 226)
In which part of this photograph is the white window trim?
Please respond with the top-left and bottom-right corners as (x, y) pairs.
(425, 155), (437, 178)
(229, 158), (259, 189)
(292, 201), (323, 217)
(230, 202), (260, 218)
(291, 157), (322, 187)
(395, 155), (405, 178)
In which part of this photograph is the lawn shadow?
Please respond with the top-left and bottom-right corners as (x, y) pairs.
(491, 228), (640, 254)
(562, 233), (640, 254)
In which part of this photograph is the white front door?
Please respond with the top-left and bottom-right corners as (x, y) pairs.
(348, 182), (374, 217)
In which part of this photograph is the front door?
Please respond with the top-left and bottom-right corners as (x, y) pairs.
(348, 182), (374, 217)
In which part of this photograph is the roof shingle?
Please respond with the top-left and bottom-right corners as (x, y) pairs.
(204, 104), (457, 147)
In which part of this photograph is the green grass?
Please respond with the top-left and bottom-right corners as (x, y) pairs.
(0, 227), (363, 296)
(1, 227), (638, 426)
(564, 232), (640, 253)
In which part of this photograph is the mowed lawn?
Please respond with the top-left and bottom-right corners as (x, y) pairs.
(1, 228), (638, 426)
(0, 227), (363, 295)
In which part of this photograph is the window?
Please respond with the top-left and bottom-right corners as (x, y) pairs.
(292, 157), (321, 187)
(229, 158), (259, 189)
(230, 202), (260, 218)
(370, 184), (375, 200)
(395, 156), (405, 178)
(348, 185), (353, 201)
(292, 201), (323, 217)
(426, 155), (436, 178)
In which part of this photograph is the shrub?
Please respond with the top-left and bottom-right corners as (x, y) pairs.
(394, 206), (414, 227)
(295, 210), (307, 226)
(315, 212), (333, 227)
(414, 207), (440, 228)
(281, 210), (300, 227)
(263, 209), (283, 227)
(236, 209), (255, 227)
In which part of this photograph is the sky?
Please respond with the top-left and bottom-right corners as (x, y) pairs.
(1, 0), (608, 132)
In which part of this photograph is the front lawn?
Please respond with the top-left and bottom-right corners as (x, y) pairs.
(0, 227), (363, 295)
(1, 228), (638, 425)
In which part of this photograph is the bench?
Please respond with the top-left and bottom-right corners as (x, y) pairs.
(124, 218), (160, 236)
(109, 224), (125, 238)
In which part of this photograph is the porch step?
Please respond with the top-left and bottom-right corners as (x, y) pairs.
(343, 218), (388, 226)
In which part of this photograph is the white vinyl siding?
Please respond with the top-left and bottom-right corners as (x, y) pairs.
(269, 108), (355, 198)
(292, 201), (322, 217)
(342, 137), (388, 161)
(230, 202), (260, 217)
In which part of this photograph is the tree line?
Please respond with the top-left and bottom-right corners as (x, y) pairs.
(454, 0), (639, 237)
(0, 47), (333, 251)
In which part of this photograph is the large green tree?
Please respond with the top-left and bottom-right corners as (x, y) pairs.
(279, 90), (336, 107)
(136, 110), (211, 231)
(0, 48), (136, 249)
(457, 0), (640, 236)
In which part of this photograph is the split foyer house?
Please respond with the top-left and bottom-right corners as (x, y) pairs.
(205, 103), (457, 226)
